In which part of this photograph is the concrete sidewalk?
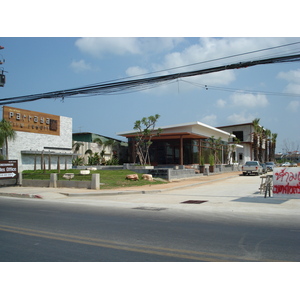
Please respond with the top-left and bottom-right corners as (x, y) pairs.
(0, 172), (241, 199)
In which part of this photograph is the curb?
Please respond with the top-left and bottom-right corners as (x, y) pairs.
(0, 192), (43, 199)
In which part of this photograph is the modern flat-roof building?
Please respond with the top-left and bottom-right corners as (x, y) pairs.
(2, 106), (73, 171)
(118, 121), (238, 166)
(218, 122), (269, 165)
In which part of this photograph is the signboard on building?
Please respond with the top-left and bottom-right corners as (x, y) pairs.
(0, 160), (18, 179)
(273, 167), (300, 198)
(3, 106), (60, 136)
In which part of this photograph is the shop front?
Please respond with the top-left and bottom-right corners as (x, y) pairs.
(119, 121), (235, 166)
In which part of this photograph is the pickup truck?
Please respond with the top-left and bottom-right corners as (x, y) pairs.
(242, 161), (263, 176)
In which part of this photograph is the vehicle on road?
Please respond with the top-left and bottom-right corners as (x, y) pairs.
(281, 162), (291, 167)
(265, 162), (276, 171)
(260, 163), (267, 174)
(242, 161), (263, 176)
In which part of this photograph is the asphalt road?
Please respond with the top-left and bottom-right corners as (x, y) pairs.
(1, 175), (300, 262)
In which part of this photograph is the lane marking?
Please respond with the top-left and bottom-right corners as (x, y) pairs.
(0, 224), (280, 262)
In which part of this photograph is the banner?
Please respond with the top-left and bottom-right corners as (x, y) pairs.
(273, 167), (300, 198)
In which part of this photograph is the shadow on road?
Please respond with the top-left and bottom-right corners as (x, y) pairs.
(232, 197), (288, 204)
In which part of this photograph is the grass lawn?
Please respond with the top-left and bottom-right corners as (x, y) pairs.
(22, 169), (168, 189)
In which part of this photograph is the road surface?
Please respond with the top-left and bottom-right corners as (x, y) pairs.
(1, 174), (299, 261)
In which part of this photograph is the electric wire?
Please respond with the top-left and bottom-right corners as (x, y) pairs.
(180, 79), (300, 98)
(1, 51), (300, 105)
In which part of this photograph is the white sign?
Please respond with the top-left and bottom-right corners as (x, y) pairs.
(273, 167), (300, 198)
(0, 172), (17, 178)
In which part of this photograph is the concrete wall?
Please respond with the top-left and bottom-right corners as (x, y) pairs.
(73, 141), (114, 164)
(22, 179), (92, 189)
(5, 116), (73, 171)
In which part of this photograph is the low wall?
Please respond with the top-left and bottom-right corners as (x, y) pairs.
(74, 165), (123, 170)
(22, 179), (92, 189)
(148, 164), (240, 181)
(148, 168), (199, 181)
(20, 173), (100, 189)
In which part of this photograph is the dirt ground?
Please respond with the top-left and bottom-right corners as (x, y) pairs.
(113, 171), (242, 191)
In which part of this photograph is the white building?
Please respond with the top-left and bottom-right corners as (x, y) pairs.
(2, 106), (73, 172)
(218, 122), (266, 164)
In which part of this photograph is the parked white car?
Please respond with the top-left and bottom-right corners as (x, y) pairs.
(281, 162), (291, 167)
(242, 161), (263, 176)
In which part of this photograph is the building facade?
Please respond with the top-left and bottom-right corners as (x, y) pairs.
(2, 106), (73, 171)
(118, 121), (239, 166)
(218, 122), (268, 165)
(72, 132), (127, 165)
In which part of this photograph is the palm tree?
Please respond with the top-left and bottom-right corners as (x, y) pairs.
(93, 137), (104, 149)
(72, 141), (83, 153)
(270, 133), (278, 161)
(72, 141), (83, 164)
(252, 118), (260, 161)
(258, 126), (264, 162)
(264, 129), (272, 162)
(0, 119), (16, 159)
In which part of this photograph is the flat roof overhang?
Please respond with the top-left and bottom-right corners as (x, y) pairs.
(122, 132), (208, 140)
(118, 121), (234, 142)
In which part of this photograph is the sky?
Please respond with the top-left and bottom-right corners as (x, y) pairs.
(1, 2), (300, 155)
(2, 2), (299, 295)
(1, 36), (300, 153)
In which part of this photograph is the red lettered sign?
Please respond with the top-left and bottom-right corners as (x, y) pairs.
(273, 167), (300, 198)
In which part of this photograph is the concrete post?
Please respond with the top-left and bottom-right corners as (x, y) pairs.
(91, 173), (100, 190)
(50, 173), (57, 188)
(18, 172), (22, 186)
(167, 168), (171, 181)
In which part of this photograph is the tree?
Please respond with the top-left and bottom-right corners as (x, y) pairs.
(264, 129), (272, 162)
(252, 118), (260, 161)
(258, 126), (264, 163)
(85, 149), (102, 165)
(93, 137), (104, 148)
(227, 137), (240, 164)
(0, 119), (16, 159)
(72, 141), (83, 164)
(270, 133), (278, 161)
(208, 136), (222, 164)
(133, 114), (161, 166)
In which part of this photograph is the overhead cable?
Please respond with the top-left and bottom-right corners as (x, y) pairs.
(1, 53), (300, 105)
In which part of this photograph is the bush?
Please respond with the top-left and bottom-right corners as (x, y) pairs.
(105, 157), (119, 165)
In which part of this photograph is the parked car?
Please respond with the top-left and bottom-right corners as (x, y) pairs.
(281, 162), (291, 167)
(260, 163), (267, 174)
(242, 161), (263, 176)
(265, 162), (275, 171)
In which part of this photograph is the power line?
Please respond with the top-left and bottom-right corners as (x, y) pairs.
(1, 52), (300, 105)
(181, 79), (300, 98)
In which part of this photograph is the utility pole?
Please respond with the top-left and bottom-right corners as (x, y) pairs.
(0, 45), (6, 87)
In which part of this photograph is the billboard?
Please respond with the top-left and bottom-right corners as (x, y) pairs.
(273, 167), (300, 198)
(3, 106), (60, 136)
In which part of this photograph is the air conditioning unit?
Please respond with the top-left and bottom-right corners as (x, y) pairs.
(0, 74), (5, 87)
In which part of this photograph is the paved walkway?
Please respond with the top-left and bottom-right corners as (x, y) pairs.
(0, 172), (241, 199)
